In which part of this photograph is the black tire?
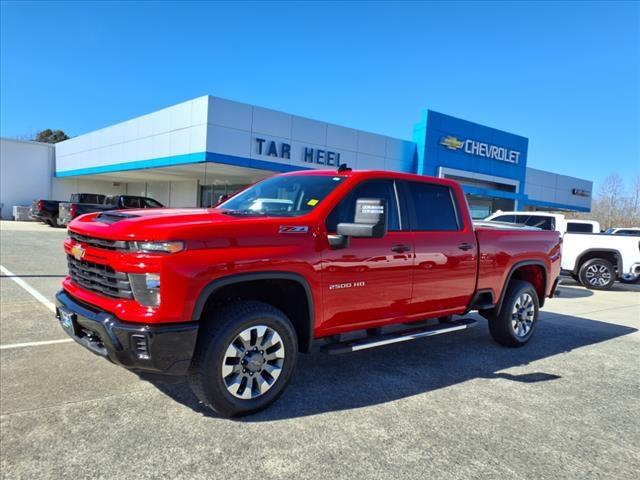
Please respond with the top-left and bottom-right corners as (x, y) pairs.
(188, 300), (298, 418)
(46, 216), (57, 227)
(438, 315), (453, 324)
(487, 280), (539, 347)
(578, 258), (616, 290)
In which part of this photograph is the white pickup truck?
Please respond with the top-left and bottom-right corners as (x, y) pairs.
(485, 211), (640, 290)
(484, 211), (600, 234)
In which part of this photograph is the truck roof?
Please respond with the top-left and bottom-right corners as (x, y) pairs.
(279, 168), (456, 186)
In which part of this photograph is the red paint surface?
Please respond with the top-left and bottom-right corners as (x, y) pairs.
(63, 169), (561, 339)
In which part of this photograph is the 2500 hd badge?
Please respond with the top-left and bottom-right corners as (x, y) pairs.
(56, 168), (561, 417)
(329, 281), (366, 290)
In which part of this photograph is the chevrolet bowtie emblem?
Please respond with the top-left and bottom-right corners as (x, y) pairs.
(440, 136), (465, 150)
(71, 244), (85, 261)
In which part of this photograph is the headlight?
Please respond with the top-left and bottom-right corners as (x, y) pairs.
(128, 241), (184, 254)
(129, 273), (161, 307)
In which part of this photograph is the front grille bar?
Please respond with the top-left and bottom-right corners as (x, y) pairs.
(68, 231), (128, 251)
(67, 255), (133, 299)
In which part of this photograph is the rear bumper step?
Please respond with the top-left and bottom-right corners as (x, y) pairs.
(322, 318), (477, 354)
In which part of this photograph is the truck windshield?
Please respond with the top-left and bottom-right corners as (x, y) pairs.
(220, 174), (345, 216)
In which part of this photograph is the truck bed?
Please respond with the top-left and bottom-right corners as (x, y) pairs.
(474, 225), (562, 305)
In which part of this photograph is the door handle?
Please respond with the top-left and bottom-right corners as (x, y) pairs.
(391, 244), (411, 253)
(458, 243), (474, 251)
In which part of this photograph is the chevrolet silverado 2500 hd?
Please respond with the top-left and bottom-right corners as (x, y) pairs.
(56, 168), (561, 417)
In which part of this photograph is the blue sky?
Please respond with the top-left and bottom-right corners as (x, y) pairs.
(1, 1), (638, 192)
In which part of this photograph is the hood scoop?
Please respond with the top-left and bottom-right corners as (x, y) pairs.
(95, 211), (140, 224)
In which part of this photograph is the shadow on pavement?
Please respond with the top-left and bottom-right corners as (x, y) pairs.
(560, 276), (640, 293)
(556, 285), (593, 299)
(147, 312), (636, 421)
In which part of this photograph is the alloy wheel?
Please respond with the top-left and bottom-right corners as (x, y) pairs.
(221, 325), (285, 399)
(511, 293), (535, 338)
(585, 264), (612, 287)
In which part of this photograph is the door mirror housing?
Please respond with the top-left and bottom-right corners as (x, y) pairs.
(331, 198), (388, 249)
(215, 194), (230, 206)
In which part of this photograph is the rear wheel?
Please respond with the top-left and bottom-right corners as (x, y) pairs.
(487, 280), (539, 347)
(188, 301), (297, 417)
(578, 258), (616, 290)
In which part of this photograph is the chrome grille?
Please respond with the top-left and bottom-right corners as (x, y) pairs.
(68, 231), (128, 251)
(67, 255), (133, 299)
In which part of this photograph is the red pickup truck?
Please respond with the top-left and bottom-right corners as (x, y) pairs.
(56, 168), (561, 417)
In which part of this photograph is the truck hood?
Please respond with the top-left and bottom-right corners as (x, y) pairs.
(67, 207), (282, 241)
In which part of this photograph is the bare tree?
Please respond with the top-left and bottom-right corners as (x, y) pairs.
(631, 175), (640, 218)
(599, 173), (626, 228)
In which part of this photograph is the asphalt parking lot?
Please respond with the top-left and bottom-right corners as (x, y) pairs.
(1, 220), (639, 480)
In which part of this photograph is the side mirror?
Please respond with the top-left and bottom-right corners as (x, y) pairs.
(215, 194), (230, 206)
(329, 198), (388, 249)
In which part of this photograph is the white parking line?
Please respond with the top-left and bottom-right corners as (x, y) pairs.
(0, 264), (73, 349)
(1, 339), (72, 350)
(0, 264), (56, 313)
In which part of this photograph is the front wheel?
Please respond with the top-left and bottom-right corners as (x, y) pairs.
(487, 280), (539, 347)
(579, 258), (616, 290)
(188, 301), (298, 417)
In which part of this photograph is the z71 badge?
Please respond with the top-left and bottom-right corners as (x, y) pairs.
(278, 226), (309, 234)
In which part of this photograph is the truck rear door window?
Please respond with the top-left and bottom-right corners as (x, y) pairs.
(407, 182), (459, 231)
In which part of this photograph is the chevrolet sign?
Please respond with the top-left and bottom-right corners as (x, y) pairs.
(440, 135), (521, 164)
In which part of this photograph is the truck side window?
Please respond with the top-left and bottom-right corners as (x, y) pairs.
(522, 216), (554, 230)
(567, 222), (593, 233)
(143, 198), (163, 208)
(122, 196), (141, 208)
(326, 180), (401, 232)
(492, 215), (516, 223)
(407, 182), (459, 231)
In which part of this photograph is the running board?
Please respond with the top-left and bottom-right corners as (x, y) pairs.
(322, 318), (478, 354)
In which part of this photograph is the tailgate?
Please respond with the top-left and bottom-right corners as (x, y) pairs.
(29, 200), (39, 217)
(59, 203), (73, 225)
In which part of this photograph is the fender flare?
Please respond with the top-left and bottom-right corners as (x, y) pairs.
(497, 260), (548, 314)
(573, 248), (622, 276)
(191, 271), (315, 352)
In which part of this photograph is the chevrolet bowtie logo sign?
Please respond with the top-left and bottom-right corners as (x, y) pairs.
(439, 135), (521, 164)
(440, 136), (465, 150)
(71, 244), (85, 261)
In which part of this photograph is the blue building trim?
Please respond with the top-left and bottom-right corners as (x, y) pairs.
(204, 152), (312, 173)
(412, 110), (428, 175)
(523, 198), (591, 213)
(461, 185), (528, 202)
(56, 152), (208, 177)
(56, 152), (312, 177)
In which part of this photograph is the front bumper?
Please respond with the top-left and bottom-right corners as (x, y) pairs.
(55, 290), (199, 376)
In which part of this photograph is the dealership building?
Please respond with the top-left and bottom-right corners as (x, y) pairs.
(0, 95), (592, 219)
